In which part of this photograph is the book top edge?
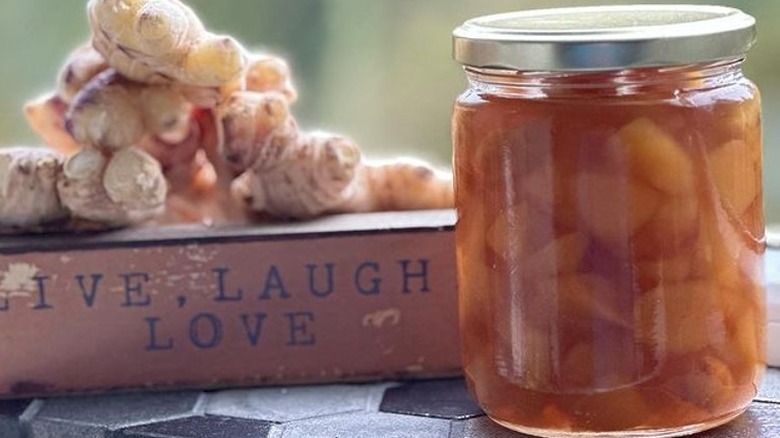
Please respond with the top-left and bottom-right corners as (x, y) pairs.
(0, 209), (456, 255)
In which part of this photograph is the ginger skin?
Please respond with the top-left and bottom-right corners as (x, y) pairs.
(23, 45), (110, 156)
(219, 89), (454, 220)
(58, 147), (167, 226)
(57, 44), (110, 104)
(12, 0), (453, 231)
(23, 95), (82, 156)
(67, 70), (192, 151)
(342, 160), (455, 213)
(0, 148), (69, 229)
(88, 0), (246, 87)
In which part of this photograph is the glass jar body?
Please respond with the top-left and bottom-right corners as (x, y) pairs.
(452, 62), (766, 437)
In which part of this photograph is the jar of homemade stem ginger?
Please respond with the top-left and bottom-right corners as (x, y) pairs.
(452, 5), (765, 438)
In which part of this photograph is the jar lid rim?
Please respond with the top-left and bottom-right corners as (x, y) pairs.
(453, 5), (756, 71)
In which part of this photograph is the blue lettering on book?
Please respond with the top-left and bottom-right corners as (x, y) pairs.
(306, 263), (335, 298)
(355, 262), (381, 295)
(121, 273), (152, 307)
(1, 258), (434, 352)
(76, 274), (103, 308)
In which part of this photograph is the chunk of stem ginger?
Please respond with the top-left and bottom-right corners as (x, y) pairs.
(632, 194), (700, 260)
(636, 281), (721, 354)
(708, 139), (761, 217)
(618, 118), (695, 196)
(487, 204), (587, 277)
(556, 274), (628, 329)
(577, 171), (661, 249)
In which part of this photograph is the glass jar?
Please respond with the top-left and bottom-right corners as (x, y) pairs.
(452, 5), (765, 438)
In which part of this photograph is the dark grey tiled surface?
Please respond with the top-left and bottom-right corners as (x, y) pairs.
(453, 416), (535, 438)
(1, 369), (778, 438)
(757, 368), (780, 402)
(0, 399), (29, 438)
(380, 378), (483, 420)
(694, 403), (780, 438)
(279, 412), (451, 438)
(119, 415), (276, 438)
(29, 392), (201, 438)
(204, 384), (384, 422)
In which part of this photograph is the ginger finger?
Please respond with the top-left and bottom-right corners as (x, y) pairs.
(179, 52), (297, 110)
(221, 54), (298, 103)
(342, 159), (455, 213)
(218, 91), (292, 172)
(24, 45), (108, 154)
(141, 117), (204, 191)
(67, 70), (191, 151)
(152, 109), (247, 225)
(88, 0), (247, 87)
(0, 147), (69, 229)
(23, 95), (82, 155)
(57, 44), (109, 104)
(231, 132), (362, 219)
(58, 147), (167, 226)
(218, 89), (454, 219)
(67, 71), (146, 150)
(231, 133), (454, 219)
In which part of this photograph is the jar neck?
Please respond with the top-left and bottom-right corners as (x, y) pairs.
(464, 59), (746, 98)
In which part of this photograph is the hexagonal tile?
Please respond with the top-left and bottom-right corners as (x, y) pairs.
(281, 412), (450, 438)
(28, 392), (201, 438)
(451, 416), (533, 438)
(452, 403), (780, 438)
(0, 399), (32, 438)
(204, 384), (385, 422)
(380, 378), (484, 420)
(118, 415), (276, 438)
(694, 403), (780, 438)
(757, 368), (780, 404)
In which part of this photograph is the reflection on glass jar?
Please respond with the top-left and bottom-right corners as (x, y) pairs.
(452, 5), (765, 438)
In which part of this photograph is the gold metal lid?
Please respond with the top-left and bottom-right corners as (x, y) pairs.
(453, 5), (756, 71)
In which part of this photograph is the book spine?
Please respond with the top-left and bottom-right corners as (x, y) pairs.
(0, 229), (460, 398)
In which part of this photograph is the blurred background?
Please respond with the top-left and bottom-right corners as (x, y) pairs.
(1, 0), (778, 219)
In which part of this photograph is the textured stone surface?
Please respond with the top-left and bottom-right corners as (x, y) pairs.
(0, 374), (776, 437)
(380, 378), (483, 420)
(118, 415), (276, 438)
(29, 392), (200, 438)
(0, 399), (30, 438)
(204, 383), (383, 422)
(451, 404), (780, 438)
(452, 416), (536, 438)
(694, 403), (780, 438)
(757, 368), (780, 403)
(280, 412), (451, 438)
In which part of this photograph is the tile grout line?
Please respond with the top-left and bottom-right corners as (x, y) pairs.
(18, 399), (44, 425)
(109, 393), (209, 433)
(753, 398), (780, 406)
(191, 392), (208, 416)
(448, 418), (467, 438)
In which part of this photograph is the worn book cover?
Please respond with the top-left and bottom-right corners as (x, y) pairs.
(0, 210), (460, 398)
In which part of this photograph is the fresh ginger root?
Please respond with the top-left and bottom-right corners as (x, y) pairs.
(220, 54), (298, 103)
(88, 0), (246, 87)
(67, 69), (192, 150)
(23, 45), (110, 156)
(219, 89), (454, 219)
(23, 95), (81, 156)
(10, 0), (452, 231)
(0, 148), (69, 229)
(58, 147), (167, 226)
(57, 44), (110, 104)
(342, 160), (455, 213)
